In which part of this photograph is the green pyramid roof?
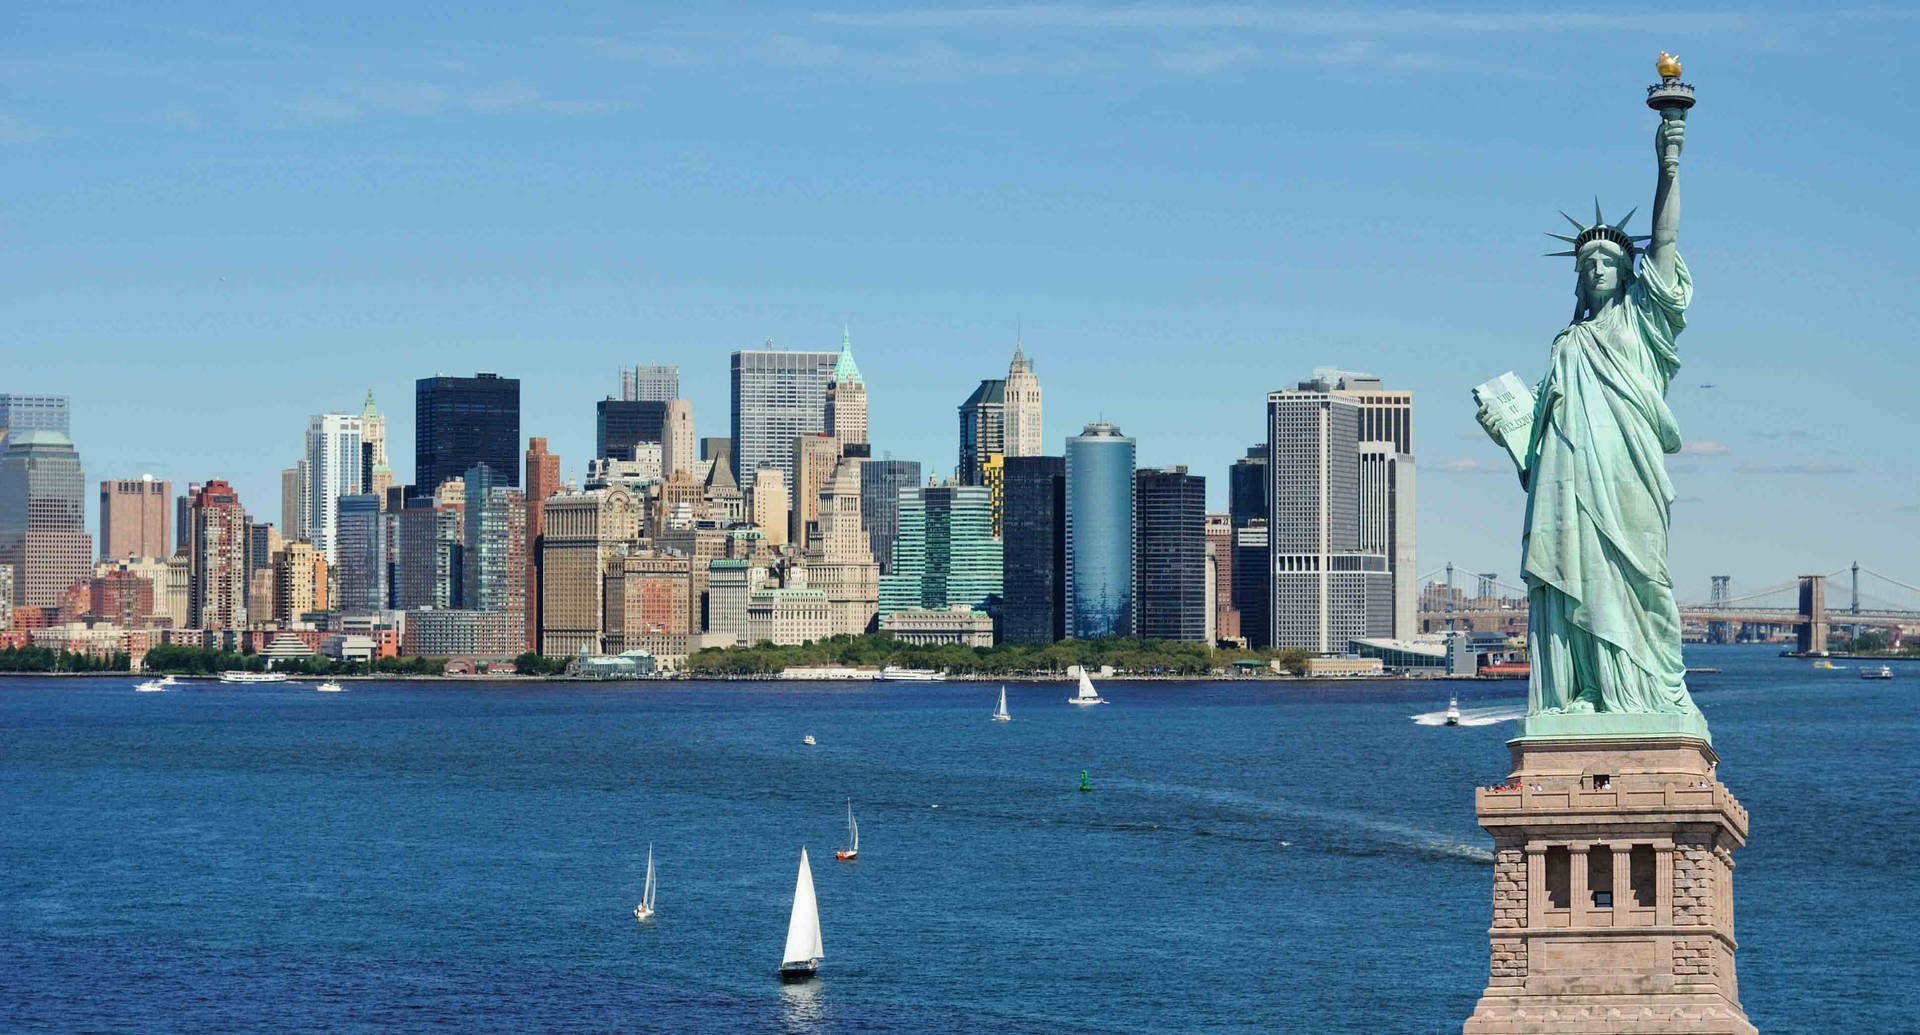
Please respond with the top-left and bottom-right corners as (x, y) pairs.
(833, 325), (863, 385)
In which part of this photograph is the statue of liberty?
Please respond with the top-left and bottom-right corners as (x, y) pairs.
(1476, 55), (1705, 737)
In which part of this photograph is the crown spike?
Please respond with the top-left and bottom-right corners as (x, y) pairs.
(1630, 234), (1653, 242)
(1613, 206), (1637, 230)
(1547, 233), (1579, 244)
(1594, 197), (1604, 226)
(1559, 210), (1585, 232)
(1546, 250), (1578, 257)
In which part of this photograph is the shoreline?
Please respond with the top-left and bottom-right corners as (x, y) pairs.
(0, 669), (1528, 684)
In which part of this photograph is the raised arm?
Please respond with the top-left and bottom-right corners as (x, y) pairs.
(1645, 119), (1682, 283)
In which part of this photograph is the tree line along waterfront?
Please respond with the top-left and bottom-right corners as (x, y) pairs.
(685, 635), (1313, 677)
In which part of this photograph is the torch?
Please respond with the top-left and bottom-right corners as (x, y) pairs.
(1646, 52), (1694, 170)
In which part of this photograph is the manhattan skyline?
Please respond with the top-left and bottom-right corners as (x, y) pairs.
(6, 4), (1916, 597)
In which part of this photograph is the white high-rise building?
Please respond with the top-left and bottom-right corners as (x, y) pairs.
(304, 413), (363, 565)
(661, 399), (697, 479)
(1359, 444), (1417, 640)
(1267, 385), (1391, 653)
(1003, 342), (1043, 458)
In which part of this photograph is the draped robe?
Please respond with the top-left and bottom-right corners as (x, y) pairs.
(1521, 251), (1700, 716)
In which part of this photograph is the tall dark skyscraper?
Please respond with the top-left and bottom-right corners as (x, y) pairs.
(957, 379), (1006, 486)
(415, 373), (520, 497)
(595, 399), (668, 460)
(1001, 455), (1065, 644)
(1134, 466), (1207, 642)
(1064, 422), (1135, 640)
(1228, 445), (1270, 648)
(859, 459), (921, 576)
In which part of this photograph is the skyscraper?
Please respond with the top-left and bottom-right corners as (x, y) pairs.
(859, 459), (921, 576)
(415, 373), (521, 497)
(621, 364), (680, 402)
(1134, 467), (1207, 642)
(1002, 344), (1043, 458)
(99, 475), (170, 560)
(1064, 422), (1135, 639)
(281, 464), (307, 542)
(305, 413), (363, 565)
(749, 468), (790, 548)
(824, 328), (868, 448)
(0, 395), (69, 436)
(596, 399), (668, 461)
(878, 484), (1001, 620)
(1228, 445), (1270, 647)
(463, 465), (527, 650)
(1268, 385), (1391, 652)
(730, 348), (838, 491)
(1001, 455), (1065, 644)
(334, 493), (386, 614)
(188, 480), (248, 630)
(274, 539), (324, 623)
(805, 458), (879, 636)
(1204, 514), (1239, 643)
(0, 431), (92, 608)
(174, 482), (200, 555)
(1360, 444), (1418, 640)
(360, 389), (394, 504)
(957, 379), (1005, 486)
(791, 434), (842, 546)
(661, 399), (697, 478)
(524, 437), (561, 650)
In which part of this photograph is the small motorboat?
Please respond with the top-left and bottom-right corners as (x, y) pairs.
(1444, 697), (1461, 726)
(1811, 660), (1844, 671)
(835, 800), (859, 861)
(803, 734), (816, 746)
(134, 679), (167, 693)
(159, 674), (180, 686)
(1861, 665), (1893, 680)
(316, 681), (344, 693)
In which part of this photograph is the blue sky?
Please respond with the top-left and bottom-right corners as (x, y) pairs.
(6, 2), (1917, 602)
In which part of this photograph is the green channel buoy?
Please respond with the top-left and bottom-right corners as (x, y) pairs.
(1079, 769), (1093, 793)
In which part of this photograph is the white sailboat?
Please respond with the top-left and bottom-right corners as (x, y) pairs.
(835, 801), (859, 861)
(992, 686), (1011, 721)
(1068, 669), (1107, 705)
(633, 844), (657, 921)
(779, 847), (825, 981)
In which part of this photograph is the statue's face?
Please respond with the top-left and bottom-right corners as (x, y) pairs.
(1577, 243), (1629, 306)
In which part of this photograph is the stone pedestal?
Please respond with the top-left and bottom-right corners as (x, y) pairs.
(1462, 736), (1756, 1034)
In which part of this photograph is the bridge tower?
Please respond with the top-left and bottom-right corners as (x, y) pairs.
(1708, 576), (1730, 644)
(1446, 562), (1457, 613)
(1796, 575), (1827, 656)
(1478, 572), (1499, 604)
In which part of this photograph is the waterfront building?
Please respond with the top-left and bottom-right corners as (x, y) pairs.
(596, 398), (668, 461)
(620, 364), (679, 403)
(881, 604), (994, 647)
(858, 459), (920, 576)
(1268, 385), (1391, 652)
(1359, 443), (1418, 640)
(603, 551), (692, 665)
(824, 328), (868, 449)
(89, 559), (163, 628)
(791, 434), (842, 545)
(248, 567), (276, 626)
(660, 399), (697, 478)
(745, 587), (831, 646)
(1001, 455), (1065, 644)
(538, 487), (640, 656)
(415, 373), (520, 497)
(188, 480), (249, 630)
(402, 608), (523, 661)
(305, 412), (363, 564)
(1064, 422), (1135, 639)
(0, 564), (12, 629)
(395, 503), (463, 610)
(99, 475), (170, 561)
(1227, 445), (1269, 646)
(878, 484), (1001, 621)
(0, 431), (93, 608)
(1002, 344), (1043, 458)
(273, 540), (325, 623)
(957, 379), (1005, 486)
(730, 348), (837, 491)
(748, 468), (790, 548)
(359, 389), (395, 504)
(334, 493), (386, 615)
(704, 559), (756, 647)
(164, 554), (191, 628)
(805, 458), (879, 637)
(1134, 466), (1208, 642)
(524, 437), (561, 649)
(1204, 514), (1239, 643)
(656, 522), (728, 631)
(280, 464), (306, 541)
(0, 394), (69, 436)
(462, 466), (527, 651)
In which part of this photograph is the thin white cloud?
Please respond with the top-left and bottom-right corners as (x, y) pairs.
(1434, 457), (1497, 474)
(289, 96), (359, 123)
(1681, 439), (1730, 456)
(810, 6), (1754, 34)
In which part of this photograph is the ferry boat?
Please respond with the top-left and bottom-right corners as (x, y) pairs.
(1861, 665), (1893, 680)
(218, 671), (289, 684)
(878, 665), (944, 682)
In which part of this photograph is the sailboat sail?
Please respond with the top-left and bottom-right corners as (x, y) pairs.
(1077, 670), (1097, 700)
(846, 801), (859, 854)
(782, 848), (824, 965)
(644, 845), (656, 913)
(996, 686), (1009, 718)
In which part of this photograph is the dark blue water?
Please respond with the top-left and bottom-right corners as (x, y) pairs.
(2, 645), (1913, 1032)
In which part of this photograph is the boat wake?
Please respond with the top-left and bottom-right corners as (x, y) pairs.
(1411, 704), (1524, 727)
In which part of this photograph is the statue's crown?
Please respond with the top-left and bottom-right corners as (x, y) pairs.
(1546, 199), (1652, 260)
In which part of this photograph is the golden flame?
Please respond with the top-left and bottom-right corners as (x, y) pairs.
(1656, 52), (1682, 79)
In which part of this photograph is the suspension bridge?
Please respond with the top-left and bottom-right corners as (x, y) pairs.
(1415, 562), (1920, 655)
